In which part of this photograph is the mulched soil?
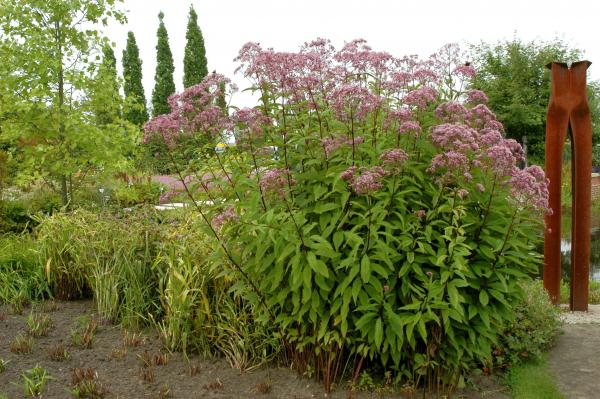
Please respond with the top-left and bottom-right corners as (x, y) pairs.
(0, 300), (509, 398)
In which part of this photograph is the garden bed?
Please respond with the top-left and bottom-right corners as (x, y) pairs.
(0, 301), (509, 398)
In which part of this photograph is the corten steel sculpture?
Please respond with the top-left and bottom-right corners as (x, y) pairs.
(544, 61), (592, 311)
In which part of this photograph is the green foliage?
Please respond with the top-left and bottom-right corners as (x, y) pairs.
(560, 280), (600, 304)
(111, 181), (163, 207)
(183, 5), (208, 88)
(159, 42), (548, 392)
(152, 12), (176, 117)
(122, 31), (149, 127)
(0, 234), (48, 304)
(495, 280), (561, 366)
(507, 357), (564, 399)
(20, 364), (51, 397)
(0, 0), (136, 207)
(0, 200), (32, 233)
(92, 44), (122, 127)
(470, 38), (600, 164)
(33, 207), (275, 364)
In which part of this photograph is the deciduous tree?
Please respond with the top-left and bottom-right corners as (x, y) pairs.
(0, 0), (136, 206)
(470, 38), (600, 164)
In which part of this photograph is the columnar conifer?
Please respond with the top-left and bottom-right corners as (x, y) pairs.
(183, 5), (208, 88)
(151, 12), (175, 116)
(122, 32), (148, 126)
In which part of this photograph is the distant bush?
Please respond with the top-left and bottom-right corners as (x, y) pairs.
(111, 181), (164, 207)
(495, 280), (561, 367)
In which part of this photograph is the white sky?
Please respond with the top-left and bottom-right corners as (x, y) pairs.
(106, 0), (600, 109)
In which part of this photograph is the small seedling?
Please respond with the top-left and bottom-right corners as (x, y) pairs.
(255, 380), (272, 394)
(137, 351), (152, 368)
(27, 311), (54, 337)
(71, 317), (98, 349)
(108, 346), (127, 360)
(47, 343), (70, 361)
(187, 363), (201, 376)
(153, 352), (169, 366)
(10, 333), (33, 354)
(0, 358), (8, 373)
(139, 368), (155, 383)
(157, 385), (171, 399)
(122, 330), (146, 347)
(10, 294), (29, 315)
(203, 378), (224, 391)
(21, 364), (50, 397)
(71, 368), (109, 398)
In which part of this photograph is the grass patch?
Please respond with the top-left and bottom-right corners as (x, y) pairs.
(507, 357), (564, 399)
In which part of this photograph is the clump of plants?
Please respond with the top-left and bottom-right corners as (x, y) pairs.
(122, 330), (146, 347)
(71, 316), (98, 349)
(21, 364), (51, 397)
(145, 39), (549, 393)
(26, 311), (54, 337)
(47, 342), (70, 361)
(494, 280), (561, 367)
(71, 368), (109, 398)
(10, 333), (33, 354)
(0, 234), (48, 306)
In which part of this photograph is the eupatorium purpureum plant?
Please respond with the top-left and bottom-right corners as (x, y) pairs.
(144, 39), (549, 393)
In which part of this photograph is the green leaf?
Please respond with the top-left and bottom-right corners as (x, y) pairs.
(307, 252), (329, 277)
(360, 254), (371, 283)
(479, 290), (489, 306)
(374, 318), (383, 349)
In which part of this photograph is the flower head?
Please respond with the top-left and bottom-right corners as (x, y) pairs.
(508, 165), (550, 213)
(259, 168), (295, 198)
(347, 166), (387, 195)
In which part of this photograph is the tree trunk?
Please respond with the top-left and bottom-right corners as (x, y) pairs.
(56, 20), (69, 208)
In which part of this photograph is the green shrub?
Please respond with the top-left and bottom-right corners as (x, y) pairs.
(164, 42), (547, 392)
(0, 234), (48, 304)
(34, 207), (273, 365)
(111, 181), (164, 207)
(0, 201), (33, 233)
(495, 280), (561, 366)
(559, 280), (600, 305)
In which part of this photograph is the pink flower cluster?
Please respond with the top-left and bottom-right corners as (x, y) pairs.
(508, 166), (550, 213)
(466, 89), (488, 105)
(321, 135), (364, 157)
(404, 86), (438, 109)
(380, 149), (408, 173)
(342, 166), (388, 195)
(144, 73), (233, 145)
(233, 107), (272, 140)
(212, 205), (239, 231)
(331, 84), (382, 122)
(434, 102), (469, 123)
(259, 168), (295, 198)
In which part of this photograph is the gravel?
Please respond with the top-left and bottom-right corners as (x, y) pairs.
(560, 304), (600, 324)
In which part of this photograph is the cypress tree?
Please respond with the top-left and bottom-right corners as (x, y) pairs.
(94, 44), (121, 126)
(151, 12), (175, 116)
(183, 5), (208, 88)
(122, 31), (148, 126)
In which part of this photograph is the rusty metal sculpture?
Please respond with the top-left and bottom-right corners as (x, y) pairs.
(544, 61), (592, 311)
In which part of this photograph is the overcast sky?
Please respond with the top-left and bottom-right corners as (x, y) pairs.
(106, 0), (600, 109)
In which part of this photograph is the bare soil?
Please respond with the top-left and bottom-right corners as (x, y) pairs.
(0, 300), (509, 398)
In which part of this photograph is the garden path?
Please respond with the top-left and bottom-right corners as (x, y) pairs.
(548, 305), (600, 399)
